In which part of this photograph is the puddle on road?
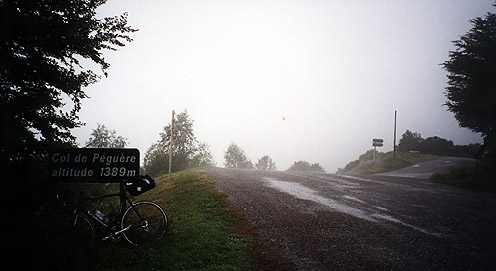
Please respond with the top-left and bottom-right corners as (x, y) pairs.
(373, 206), (389, 211)
(342, 195), (365, 203)
(263, 177), (441, 236)
(340, 175), (389, 185)
(264, 177), (374, 222)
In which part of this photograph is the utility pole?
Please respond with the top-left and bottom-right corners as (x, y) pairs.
(393, 110), (397, 159)
(168, 110), (175, 179)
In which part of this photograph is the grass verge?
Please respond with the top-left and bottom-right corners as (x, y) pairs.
(430, 165), (496, 193)
(32, 169), (257, 271)
(344, 152), (440, 175)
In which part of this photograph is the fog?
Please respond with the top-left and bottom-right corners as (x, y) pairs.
(71, 0), (491, 173)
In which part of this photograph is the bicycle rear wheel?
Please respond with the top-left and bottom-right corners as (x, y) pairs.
(121, 201), (168, 246)
(46, 213), (95, 248)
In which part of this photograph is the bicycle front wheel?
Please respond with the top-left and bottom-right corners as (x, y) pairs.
(121, 201), (168, 246)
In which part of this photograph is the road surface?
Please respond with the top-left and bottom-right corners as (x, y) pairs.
(204, 159), (495, 271)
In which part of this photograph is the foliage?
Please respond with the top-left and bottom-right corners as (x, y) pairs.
(192, 142), (217, 168)
(337, 159), (361, 174)
(339, 130), (481, 175)
(336, 151), (440, 175)
(442, 6), (496, 163)
(397, 130), (481, 158)
(255, 155), (276, 170)
(85, 123), (128, 148)
(430, 165), (496, 193)
(397, 130), (423, 153)
(1, 1), (136, 260)
(337, 150), (390, 174)
(287, 160), (325, 173)
(0, 0), (137, 166)
(224, 143), (253, 169)
(420, 136), (456, 156)
(143, 110), (215, 177)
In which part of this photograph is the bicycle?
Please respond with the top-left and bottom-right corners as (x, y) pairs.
(46, 175), (168, 247)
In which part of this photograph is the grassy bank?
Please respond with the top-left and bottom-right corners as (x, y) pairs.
(430, 165), (496, 193)
(340, 151), (440, 175)
(33, 169), (257, 270)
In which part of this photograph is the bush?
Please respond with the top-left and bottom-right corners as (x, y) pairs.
(430, 165), (496, 193)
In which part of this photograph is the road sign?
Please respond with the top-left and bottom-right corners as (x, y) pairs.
(372, 138), (384, 147)
(49, 148), (140, 183)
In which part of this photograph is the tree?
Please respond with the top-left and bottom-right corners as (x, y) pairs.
(85, 123), (128, 148)
(224, 143), (253, 169)
(144, 110), (196, 176)
(397, 130), (424, 153)
(255, 155), (276, 170)
(143, 110), (214, 177)
(419, 136), (455, 156)
(192, 142), (216, 168)
(0, 1), (137, 168)
(0, 1), (137, 260)
(442, 6), (496, 162)
(287, 160), (325, 173)
(143, 142), (169, 178)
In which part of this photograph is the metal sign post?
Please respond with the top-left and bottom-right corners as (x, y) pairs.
(372, 138), (384, 161)
(393, 110), (397, 159)
(168, 110), (175, 180)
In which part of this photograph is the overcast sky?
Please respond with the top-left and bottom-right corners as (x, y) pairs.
(71, 0), (492, 173)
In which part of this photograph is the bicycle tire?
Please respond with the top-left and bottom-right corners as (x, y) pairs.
(121, 201), (168, 246)
(46, 213), (95, 247)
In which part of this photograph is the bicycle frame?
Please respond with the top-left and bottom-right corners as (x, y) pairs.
(70, 182), (143, 241)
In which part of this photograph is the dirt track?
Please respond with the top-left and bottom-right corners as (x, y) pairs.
(204, 166), (496, 271)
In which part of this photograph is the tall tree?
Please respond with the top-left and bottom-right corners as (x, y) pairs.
(255, 155), (276, 170)
(192, 142), (216, 168)
(397, 130), (424, 153)
(85, 123), (128, 148)
(0, 0), (137, 168)
(143, 110), (214, 177)
(442, 6), (496, 162)
(0, 0), (137, 261)
(224, 143), (253, 169)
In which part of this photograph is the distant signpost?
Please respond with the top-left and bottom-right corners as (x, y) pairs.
(372, 138), (384, 161)
(49, 148), (140, 183)
(372, 138), (384, 147)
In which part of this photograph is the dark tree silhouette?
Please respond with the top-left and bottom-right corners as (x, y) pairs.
(443, 6), (496, 162)
(0, 1), (137, 263)
(1, 0), (137, 169)
(397, 130), (424, 153)
(287, 160), (325, 173)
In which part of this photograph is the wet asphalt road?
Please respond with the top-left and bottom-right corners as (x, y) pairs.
(203, 161), (496, 271)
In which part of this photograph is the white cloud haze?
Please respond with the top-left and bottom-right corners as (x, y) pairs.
(71, 0), (491, 172)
